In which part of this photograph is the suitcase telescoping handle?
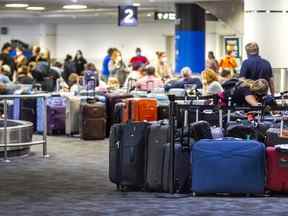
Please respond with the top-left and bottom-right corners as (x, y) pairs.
(86, 78), (98, 104)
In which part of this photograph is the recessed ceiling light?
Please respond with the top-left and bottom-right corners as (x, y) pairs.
(27, 6), (45, 11)
(63, 4), (88, 10)
(133, 3), (141, 7)
(147, 13), (152, 17)
(5, 3), (29, 8)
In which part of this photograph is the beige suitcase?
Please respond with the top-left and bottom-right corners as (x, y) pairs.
(65, 96), (81, 136)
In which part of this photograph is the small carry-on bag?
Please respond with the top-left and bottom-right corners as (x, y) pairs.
(109, 122), (149, 190)
(190, 121), (213, 141)
(191, 138), (266, 194)
(122, 98), (158, 123)
(105, 92), (133, 136)
(266, 145), (288, 193)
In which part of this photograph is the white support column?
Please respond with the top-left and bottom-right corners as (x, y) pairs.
(39, 24), (57, 59)
(244, 0), (288, 68)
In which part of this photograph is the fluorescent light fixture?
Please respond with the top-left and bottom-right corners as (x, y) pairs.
(63, 4), (88, 10)
(5, 3), (29, 8)
(132, 3), (141, 7)
(27, 6), (45, 11)
(147, 13), (152, 17)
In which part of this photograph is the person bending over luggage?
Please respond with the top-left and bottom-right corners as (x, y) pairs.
(63, 54), (77, 84)
(202, 69), (223, 95)
(16, 66), (34, 85)
(231, 79), (269, 107)
(174, 67), (202, 90)
(135, 66), (163, 92)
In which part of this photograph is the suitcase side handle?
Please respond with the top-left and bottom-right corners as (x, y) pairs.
(276, 145), (288, 153)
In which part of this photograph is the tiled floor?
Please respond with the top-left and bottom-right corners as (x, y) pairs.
(0, 136), (287, 216)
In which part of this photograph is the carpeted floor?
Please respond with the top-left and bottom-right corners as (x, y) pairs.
(0, 136), (288, 216)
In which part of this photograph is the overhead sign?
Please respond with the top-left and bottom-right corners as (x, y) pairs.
(118, 6), (138, 27)
(155, 12), (176, 21)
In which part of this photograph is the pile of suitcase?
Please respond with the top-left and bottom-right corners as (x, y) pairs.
(6, 87), (170, 140)
(109, 94), (288, 195)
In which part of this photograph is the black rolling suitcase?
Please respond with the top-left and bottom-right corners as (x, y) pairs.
(109, 122), (149, 190)
(145, 121), (170, 192)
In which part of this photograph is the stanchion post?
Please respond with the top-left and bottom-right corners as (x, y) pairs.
(3, 99), (10, 163)
(168, 94), (176, 194)
(43, 96), (49, 158)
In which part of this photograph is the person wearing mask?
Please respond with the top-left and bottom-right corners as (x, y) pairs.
(174, 67), (202, 90)
(219, 50), (238, 72)
(74, 50), (87, 75)
(202, 68), (223, 95)
(108, 49), (129, 87)
(16, 66), (34, 85)
(129, 48), (149, 71)
(63, 54), (77, 84)
(231, 79), (269, 107)
(206, 51), (219, 73)
(240, 42), (275, 96)
(0, 43), (15, 80)
(135, 66), (163, 92)
(156, 51), (172, 81)
(102, 48), (115, 81)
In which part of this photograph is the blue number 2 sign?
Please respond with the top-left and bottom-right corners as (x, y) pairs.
(118, 6), (138, 27)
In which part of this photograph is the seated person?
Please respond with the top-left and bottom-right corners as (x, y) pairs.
(135, 66), (164, 92)
(202, 69), (223, 95)
(16, 66), (34, 85)
(68, 73), (81, 95)
(231, 79), (269, 107)
(174, 67), (202, 90)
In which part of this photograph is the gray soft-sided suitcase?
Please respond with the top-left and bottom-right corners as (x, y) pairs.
(65, 96), (81, 136)
(145, 121), (170, 191)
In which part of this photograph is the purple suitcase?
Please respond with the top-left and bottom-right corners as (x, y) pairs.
(47, 96), (66, 135)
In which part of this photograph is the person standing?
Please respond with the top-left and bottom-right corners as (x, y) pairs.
(156, 51), (172, 81)
(0, 43), (15, 80)
(206, 51), (219, 73)
(102, 48), (115, 81)
(240, 42), (275, 96)
(219, 50), (238, 72)
(74, 50), (87, 75)
(129, 48), (149, 71)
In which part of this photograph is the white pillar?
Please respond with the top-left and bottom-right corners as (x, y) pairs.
(39, 24), (57, 59)
(244, 0), (288, 68)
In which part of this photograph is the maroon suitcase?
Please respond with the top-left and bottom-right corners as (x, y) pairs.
(266, 145), (288, 192)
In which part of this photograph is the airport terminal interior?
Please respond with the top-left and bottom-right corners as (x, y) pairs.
(1, 0), (288, 215)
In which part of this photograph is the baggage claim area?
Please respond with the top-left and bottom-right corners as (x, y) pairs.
(1, 0), (288, 215)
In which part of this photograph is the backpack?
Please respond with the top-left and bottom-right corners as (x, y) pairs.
(84, 70), (99, 90)
(218, 79), (242, 106)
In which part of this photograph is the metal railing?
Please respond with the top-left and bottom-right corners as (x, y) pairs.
(0, 94), (49, 162)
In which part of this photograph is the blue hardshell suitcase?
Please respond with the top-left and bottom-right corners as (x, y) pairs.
(191, 138), (265, 194)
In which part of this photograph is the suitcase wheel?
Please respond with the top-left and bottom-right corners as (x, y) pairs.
(192, 192), (197, 197)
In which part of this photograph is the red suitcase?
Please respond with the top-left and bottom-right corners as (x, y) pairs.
(122, 98), (158, 123)
(266, 145), (288, 192)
